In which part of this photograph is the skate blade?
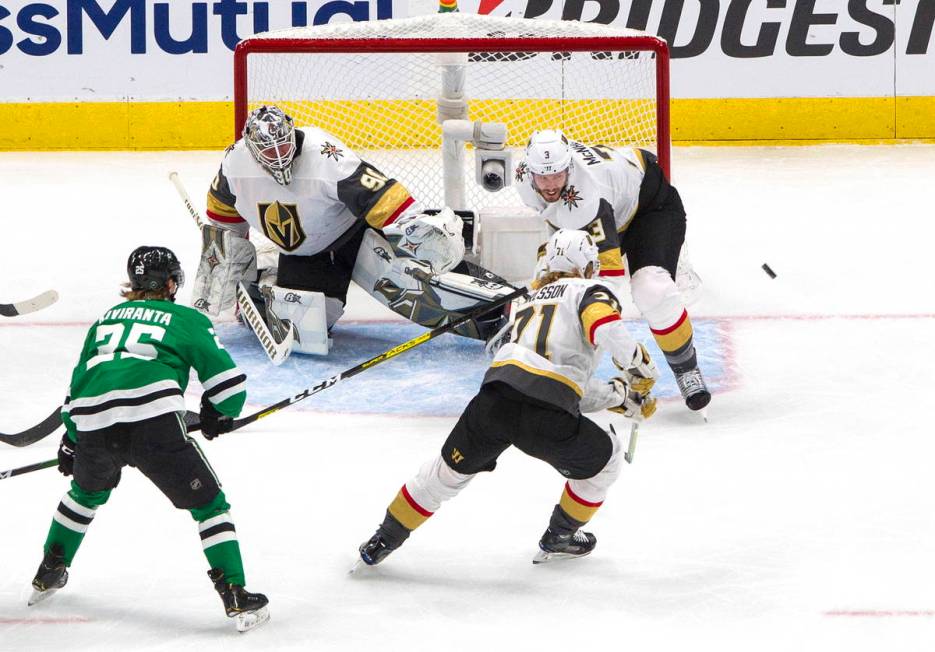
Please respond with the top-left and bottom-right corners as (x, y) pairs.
(235, 605), (270, 633)
(531, 549), (593, 565)
(27, 587), (59, 606)
(348, 558), (368, 575)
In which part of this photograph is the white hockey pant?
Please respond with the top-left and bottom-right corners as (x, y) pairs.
(630, 265), (686, 330)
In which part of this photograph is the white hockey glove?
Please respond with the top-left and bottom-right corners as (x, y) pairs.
(384, 207), (465, 276)
(612, 342), (659, 398)
(607, 377), (657, 421)
(192, 225), (257, 320)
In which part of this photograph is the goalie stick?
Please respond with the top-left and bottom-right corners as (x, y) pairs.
(0, 290), (59, 317)
(2, 285), (527, 480)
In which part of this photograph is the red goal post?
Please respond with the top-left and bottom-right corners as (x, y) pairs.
(233, 15), (670, 213)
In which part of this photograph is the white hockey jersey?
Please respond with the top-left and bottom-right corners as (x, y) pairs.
(206, 127), (417, 257)
(515, 141), (652, 278)
(484, 276), (627, 414)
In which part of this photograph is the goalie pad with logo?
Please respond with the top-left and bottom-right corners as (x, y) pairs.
(192, 225), (257, 320)
(352, 229), (515, 340)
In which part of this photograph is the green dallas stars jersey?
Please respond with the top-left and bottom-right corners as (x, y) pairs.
(61, 299), (246, 439)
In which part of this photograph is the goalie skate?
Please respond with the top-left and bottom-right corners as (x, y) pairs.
(532, 528), (597, 565)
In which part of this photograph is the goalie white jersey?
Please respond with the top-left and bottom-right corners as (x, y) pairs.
(516, 142), (651, 278)
(484, 277), (625, 415)
(206, 127), (417, 256)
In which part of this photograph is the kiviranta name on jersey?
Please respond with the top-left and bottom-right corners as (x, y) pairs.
(100, 305), (173, 326)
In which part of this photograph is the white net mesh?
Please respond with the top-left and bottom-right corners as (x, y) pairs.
(242, 14), (664, 211)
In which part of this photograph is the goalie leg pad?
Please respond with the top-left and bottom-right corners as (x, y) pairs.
(192, 226), (257, 320)
(267, 286), (330, 356)
(353, 229), (515, 340)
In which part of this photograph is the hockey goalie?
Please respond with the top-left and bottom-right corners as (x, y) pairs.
(192, 105), (514, 360)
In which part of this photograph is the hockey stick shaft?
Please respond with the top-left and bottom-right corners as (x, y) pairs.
(191, 283), (528, 434)
(168, 171), (204, 228)
(0, 458), (58, 481)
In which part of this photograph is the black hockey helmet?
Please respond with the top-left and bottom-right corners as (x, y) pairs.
(127, 246), (185, 292)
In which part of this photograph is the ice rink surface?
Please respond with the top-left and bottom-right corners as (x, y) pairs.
(1, 145), (935, 651)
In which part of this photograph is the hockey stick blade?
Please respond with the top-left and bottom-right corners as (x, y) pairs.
(624, 421), (639, 464)
(0, 290), (59, 318)
(0, 408), (63, 447)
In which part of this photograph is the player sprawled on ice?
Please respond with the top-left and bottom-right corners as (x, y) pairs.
(356, 229), (658, 567)
(28, 247), (269, 633)
(195, 104), (513, 357)
(516, 130), (711, 413)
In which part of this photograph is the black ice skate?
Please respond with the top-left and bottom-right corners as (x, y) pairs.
(532, 528), (597, 564)
(355, 532), (397, 570)
(28, 545), (68, 606)
(675, 367), (711, 413)
(208, 568), (270, 633)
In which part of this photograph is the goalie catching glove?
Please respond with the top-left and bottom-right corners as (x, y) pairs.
(383, 207), (465, 276)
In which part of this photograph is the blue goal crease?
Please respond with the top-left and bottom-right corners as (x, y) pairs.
(216, 319), (730, 418)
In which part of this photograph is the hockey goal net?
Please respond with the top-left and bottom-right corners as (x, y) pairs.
(234, 14), (669, 214)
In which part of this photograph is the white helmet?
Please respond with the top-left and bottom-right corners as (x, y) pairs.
(244, 105), (297, 186)
(543, 229), (600, 277)
(525, 129), (572, 175)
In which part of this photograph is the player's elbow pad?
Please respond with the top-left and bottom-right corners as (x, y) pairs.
(593, 319), (638, 364)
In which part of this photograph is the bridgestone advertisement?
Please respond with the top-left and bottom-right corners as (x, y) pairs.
(1, 0), (932, 101)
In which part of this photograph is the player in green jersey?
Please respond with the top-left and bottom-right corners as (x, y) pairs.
(28, 246), (269, 632)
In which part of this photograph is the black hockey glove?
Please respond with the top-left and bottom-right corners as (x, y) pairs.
(57, 434), (76, 476)
(200, 397), (233, 440)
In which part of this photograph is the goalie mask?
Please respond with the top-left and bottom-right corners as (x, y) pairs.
(244, 105), (297, 186)
(542, 229), (600, 278)
(127, 246), (185, 295)
(525, 130), (572, 203)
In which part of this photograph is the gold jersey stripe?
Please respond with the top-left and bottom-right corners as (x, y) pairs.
(364, 183), (413, 230)
(597, 248), (624, 274)
(206, 192), (241, 218)
(490, 360), (582, 396)
(580, 302), (620, 343)
(632, 148), (647, 171)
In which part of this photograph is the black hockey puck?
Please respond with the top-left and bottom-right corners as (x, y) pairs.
(761, 263), (777, 279)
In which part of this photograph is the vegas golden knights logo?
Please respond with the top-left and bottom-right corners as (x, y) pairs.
(258, 201), (305, 251)
(450, 448), (465, 464)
